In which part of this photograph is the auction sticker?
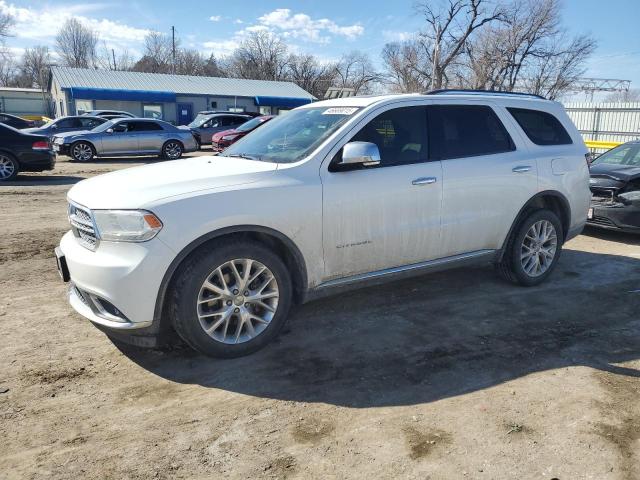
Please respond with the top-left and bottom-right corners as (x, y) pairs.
(322, 107), (358, 115)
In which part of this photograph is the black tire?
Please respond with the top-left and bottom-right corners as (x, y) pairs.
(496, 209), (563, 287)
(162, 140), (183, 160)
(0, 152), (19, 181)
(170, 241), (293, 358)
(70, 141), (95, 162)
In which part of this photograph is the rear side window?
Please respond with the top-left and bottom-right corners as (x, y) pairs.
(429, 105), (515, 160)
(130, 121), (163, 131)
(507, 107), (572, 146)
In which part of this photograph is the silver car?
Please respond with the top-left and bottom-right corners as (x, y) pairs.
(52, 118), (198, 162)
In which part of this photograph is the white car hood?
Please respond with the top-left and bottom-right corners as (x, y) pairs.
(67, 156), (278, 209)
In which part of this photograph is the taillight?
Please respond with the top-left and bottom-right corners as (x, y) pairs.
(32, 140), (50, 150)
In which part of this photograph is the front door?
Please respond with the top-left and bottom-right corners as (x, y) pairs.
(321, 105), (443, 280)
(177, 103), (193, 125)
(100, 121), (139, 155)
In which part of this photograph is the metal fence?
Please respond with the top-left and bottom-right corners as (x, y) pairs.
(0, 95), (53, 117)
(564, 102), (640, 152)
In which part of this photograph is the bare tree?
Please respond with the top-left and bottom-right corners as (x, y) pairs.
(227, 31), (289, 81)
(333, 51), (380, 94)
(17, 46), (52, 88)
(97, 42), (135, 71)
(287, 54), (336, 98)
(56, 18), (99, 68)
(0, 12), (13, 40)
(133, 32), (175, 73)
(381, 40), (431, 92)
(415, 0), (502, 89)
(604, 89), (640, 103)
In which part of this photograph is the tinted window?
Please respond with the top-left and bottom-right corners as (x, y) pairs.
(350, 106), (428, 167)
(113, 122), (130, 132)
(507, 107), (572, 146)
(130, 121), (163, 132)
(79, 117), (104, 129)
(57, 118), (82, 128)
(592, 144), (640, 167)
(428, 105), (514, 160)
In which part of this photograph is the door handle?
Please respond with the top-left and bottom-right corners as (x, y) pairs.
(412, 176), (437, 186)
(512, 166), (532, 173)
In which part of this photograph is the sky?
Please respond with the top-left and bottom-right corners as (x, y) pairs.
(1, 0), (639, 97)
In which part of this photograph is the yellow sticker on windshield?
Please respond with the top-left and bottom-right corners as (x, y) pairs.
(322, 107), (358, 115)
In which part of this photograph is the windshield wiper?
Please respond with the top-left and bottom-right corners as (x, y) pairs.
(226, 153), (260, 160)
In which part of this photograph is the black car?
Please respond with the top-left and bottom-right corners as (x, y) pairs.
(588, 140), (640, 232)
(0, 113), (36, 129)
(0, 123), (55, 181)
(22, 115), (107, 139)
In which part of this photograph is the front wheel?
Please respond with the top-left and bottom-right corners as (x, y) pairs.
(0, 153), (19, 181)
(170, 241), (292, 358)
(162, 141), (183, 160)
(70, 141), (94, 162)
(497, 209), (563, 286)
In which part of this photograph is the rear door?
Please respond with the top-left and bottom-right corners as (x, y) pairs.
(429, 103), (538, 257)
(132, 121), (166, 153)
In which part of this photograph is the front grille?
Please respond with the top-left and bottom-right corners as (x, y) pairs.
(588, 216), (617, 228)
(68, 203), (98, 250)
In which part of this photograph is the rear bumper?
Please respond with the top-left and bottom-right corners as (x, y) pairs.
(18, 150), (56, 171)
(587, 202), (640, 233)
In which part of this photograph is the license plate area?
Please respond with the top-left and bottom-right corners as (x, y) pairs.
(587, 208), (594, 220)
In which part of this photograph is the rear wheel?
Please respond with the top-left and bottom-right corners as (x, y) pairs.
(497, 209), (563, 286)
(0, 153), (18, 181)
(170, 241), (292, 358)
(70, 141), (95, 162)
(162, 140), (183, 160)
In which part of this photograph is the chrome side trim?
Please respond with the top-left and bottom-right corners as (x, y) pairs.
(317, 249), (496, 290)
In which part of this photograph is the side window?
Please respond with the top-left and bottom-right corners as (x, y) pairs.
(113, 122), (129, 133)
(507, 107), (572, 146)
(56, 118), (78, 128)
(79, 118), (103, 129)
(130, 121), (163, 132)
(349, 106), (429, 167)
(429, 105), (515, 159)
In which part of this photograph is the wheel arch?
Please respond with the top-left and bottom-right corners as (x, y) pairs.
(497, 190), (571, 261)
(153, 225), (308, 332)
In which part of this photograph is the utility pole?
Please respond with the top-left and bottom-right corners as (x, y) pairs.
(171, 26), (176, 74)
(112, 49), (117, 71)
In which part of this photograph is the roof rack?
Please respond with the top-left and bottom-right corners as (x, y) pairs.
(424, 89), (547, 100)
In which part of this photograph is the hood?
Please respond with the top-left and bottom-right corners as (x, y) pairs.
(590, 162), (640, 183)
(67, 155), (278, 209)
(53, 130), (93, 141)
(212, 128), (239, 142)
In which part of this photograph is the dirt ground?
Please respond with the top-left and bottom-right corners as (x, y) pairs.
(1, 151), (639, 480)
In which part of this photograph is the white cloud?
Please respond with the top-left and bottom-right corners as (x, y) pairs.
(234, 19), (244, 24)
(202, 39), (240, 57)
(247, 8), (364, 44)
(0, 1), (149, 49)
(209, 15), (221, 22)
(382, 30), (413, 42)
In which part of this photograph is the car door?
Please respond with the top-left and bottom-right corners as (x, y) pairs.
(132, 121), (166, 153)
(321, 104), (443, 279)
(198, 116), (221, 142)
(100, 121), (139, 155)
(429, 103), (538, 257)
(54, 117), (82, 134)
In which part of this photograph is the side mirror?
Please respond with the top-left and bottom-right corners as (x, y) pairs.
(106, 128), (114, 134)
(340, 141), (381, 167)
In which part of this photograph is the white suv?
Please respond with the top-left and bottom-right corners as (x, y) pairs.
(55, 91), (591, 357)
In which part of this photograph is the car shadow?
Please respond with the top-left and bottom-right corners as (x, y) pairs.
(0, 174), (85, 186)
(583, 225), (640, 246)
(117, 249), (640, 408)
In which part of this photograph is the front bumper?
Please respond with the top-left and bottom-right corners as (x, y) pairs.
(59, 230), (176, 334)
(587, 201), (640, 233)
(53, 143), (71, 156)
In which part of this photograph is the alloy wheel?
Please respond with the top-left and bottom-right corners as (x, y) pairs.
(520, 219), (557, 277)
(72, 143), (93, 161)
(197, 258), (279, 344)
(164, 142), (182, 159)
(0, 155), (15, 180)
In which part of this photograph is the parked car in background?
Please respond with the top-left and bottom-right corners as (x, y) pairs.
(23, 116), (108, 139)
(182, 112), (254, 147)
(0, 113), (36, 129)
(52, 118), (198, 162)
(55, 91), (590, 358)
(211, 115), (274, 152)
(587, 140), (640, 232)
(82, 110), (135, 118)
(0, 123), (54, 181)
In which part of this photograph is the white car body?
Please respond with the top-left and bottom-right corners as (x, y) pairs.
(58, 92), (591, 348)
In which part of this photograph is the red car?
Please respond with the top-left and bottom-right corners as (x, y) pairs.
(211, 115), (274, 152)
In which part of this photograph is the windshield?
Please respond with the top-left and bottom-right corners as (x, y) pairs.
(592, 144), (640, 167)
(220, 107), (359, 163)
(91, 120), (115, 132)
(236, 117), (265, 132)
(188, 114), (212, 128)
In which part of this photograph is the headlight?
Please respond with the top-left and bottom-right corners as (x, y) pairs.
(93, 210), (163, 242)
(222, 134), (238, 141)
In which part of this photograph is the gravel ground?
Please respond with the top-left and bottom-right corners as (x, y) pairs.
(1, 151), (639, 480)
